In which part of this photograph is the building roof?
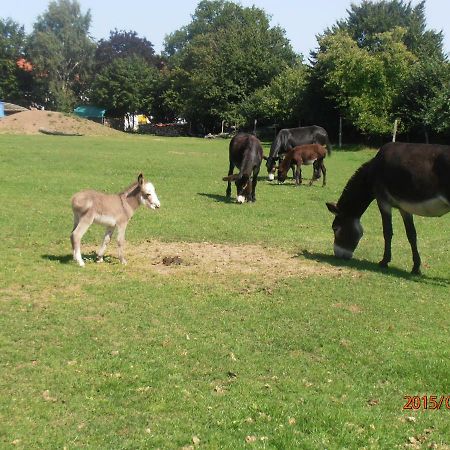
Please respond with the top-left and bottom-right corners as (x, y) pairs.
(3, 102), (28, 113)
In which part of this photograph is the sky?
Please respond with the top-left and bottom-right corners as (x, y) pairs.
(1, 0), (449, 58)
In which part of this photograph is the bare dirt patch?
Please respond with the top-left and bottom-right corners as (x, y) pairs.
(121, 240), (352, 282)
(0, 110), (121, 136)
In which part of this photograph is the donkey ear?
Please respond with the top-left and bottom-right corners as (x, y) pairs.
(223, 174), (239, 182)
(138, 173), (144, 185)
(326, 202), (339, 215)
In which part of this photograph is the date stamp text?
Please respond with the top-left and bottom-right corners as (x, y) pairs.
(403, 395), (450, 410)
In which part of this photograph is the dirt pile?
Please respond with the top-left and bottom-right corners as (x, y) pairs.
(0, 110), (121, 136)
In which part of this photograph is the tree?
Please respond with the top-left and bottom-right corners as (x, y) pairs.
(163, 0), (297, 131)
(241, 64), (309, 126)
(28, 0), (95, 111)
(310, 0), (448, 139)
(95, 29), (158, 70)
(315, 28), (416, 135)
(0, 18), (29, 102)
(91, 55), (157, 119)
(338, 0), (445, 60)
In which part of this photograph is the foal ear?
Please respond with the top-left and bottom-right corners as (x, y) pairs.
(223, 174), (239, 182)
(138, 173), (144, 185)
(326, 202), (339, 215)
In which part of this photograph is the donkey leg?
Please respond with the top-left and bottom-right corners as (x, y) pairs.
(116, 225), (128, 265)
(321, 162), (326, 187)
(399, 210), (421, 275)
(250, 167), (260, 202)
(71, 217), (93, 267)
(97, 227), (115, 262)
(226, 162), (234, 198)
(376, 200), (393, 269)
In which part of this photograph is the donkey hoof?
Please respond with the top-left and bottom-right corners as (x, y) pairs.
(378, 260), (389, 268)
(411, 267), (421, 276)
(120, 259), (128, 265)
(96, 257), (104, 263)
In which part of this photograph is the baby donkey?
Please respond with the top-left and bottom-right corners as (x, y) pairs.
(70, 173), (160, 267)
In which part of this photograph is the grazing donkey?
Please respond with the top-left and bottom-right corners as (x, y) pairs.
(326, 142), (450, 274)
(70, 173), (160, 267)
(223, 133), (263, 203)
(277, 143), (328, 186)
(266, 125), (332, 178)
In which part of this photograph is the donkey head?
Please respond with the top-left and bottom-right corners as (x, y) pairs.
(138, 174), (160, 210)
(326, 202), (363, 259)
(222, 173), (251, 203)
(276, 166), (286, 183)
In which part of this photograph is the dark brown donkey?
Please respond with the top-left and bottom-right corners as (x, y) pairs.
(223, 133), (263, 203)
(277, 144), (328, 186)
(326, 142), (450, 274)
(71, 174), (160, 267)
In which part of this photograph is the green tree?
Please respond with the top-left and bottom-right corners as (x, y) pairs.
(338, 0), (445, 60)
(316, 28), (416, 135)
(163, 0), (297, 131)
(95, 29), (158, 70)
(310, 0), (448, 138)
(28, 0), (95, 111)
(0, 18), (28, 102)
(91, 55), (157, 119)
(241, 64), (309, 126)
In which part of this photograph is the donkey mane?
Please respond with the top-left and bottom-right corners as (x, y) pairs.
(337, 160), (375, 217)
(119, 182), (140, 197)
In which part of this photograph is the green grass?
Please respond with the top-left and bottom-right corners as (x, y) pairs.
(0, 134), (449, 449)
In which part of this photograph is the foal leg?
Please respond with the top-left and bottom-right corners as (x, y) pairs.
(399, 210), (421, 275)
(71, 216), (93, 267)
(97, 226), (115, 262)
(116, 224), (128, 265)
(295, 165), (301, 186)
(376, 200), (393, 269)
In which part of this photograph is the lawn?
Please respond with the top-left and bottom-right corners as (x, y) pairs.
(0, 134), (449, 449)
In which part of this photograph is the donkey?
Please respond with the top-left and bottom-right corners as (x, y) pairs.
(326, 142), (450, 274)
(277, 144), (328, 186)
(223, 133), (263, 203)
(70, 173), (160, 267)
(266, 125), (332, 179)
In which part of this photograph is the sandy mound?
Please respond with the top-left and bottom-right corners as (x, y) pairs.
(0, 110), (121, 136)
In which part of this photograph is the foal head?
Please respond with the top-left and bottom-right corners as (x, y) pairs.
(137, 173), (160, 209)
(326, 202), (363, 259)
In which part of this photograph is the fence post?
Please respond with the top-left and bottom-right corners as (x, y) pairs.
(392, 119), (398, 142)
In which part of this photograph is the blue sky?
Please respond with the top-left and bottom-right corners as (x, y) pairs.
(1, 0), (449, 58)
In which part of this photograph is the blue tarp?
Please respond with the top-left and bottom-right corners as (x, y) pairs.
(73, 105), (106, 118)
(0, 102), (4, 118)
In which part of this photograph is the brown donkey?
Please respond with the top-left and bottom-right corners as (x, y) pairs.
(70, 173), (160, 267)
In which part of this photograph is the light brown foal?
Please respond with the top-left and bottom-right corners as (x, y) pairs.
(70, 173), (160, 267)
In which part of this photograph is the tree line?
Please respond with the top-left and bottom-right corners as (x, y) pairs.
(1, 0), (449, 142)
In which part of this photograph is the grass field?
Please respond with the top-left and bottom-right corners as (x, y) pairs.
(0, 134), (449, 449)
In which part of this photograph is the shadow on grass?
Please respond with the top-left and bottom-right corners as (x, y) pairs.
(42, 252), (115, 265)
(197, 192), (234, 204)
(298, 249), (450, 286)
